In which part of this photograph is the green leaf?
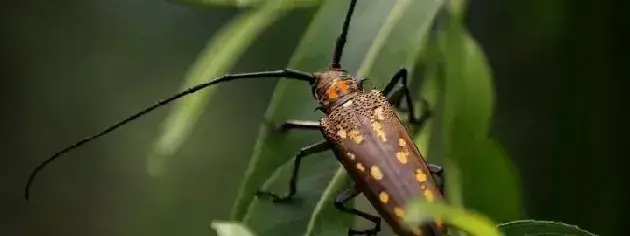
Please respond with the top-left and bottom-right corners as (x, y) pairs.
(442, 158), (463, 207)
(146, 0), (318, 177)
(412, 49), (439, 154)
(172, 0), (263, 7)
(441, 159), (465, 236)
(211, 221), (258, 236)
(172, 0), (321, 7)
(404, 200), (503, 236)
(412, 28), (442, 154)
(437, 0), (523, 222)
(302, 169), (353, 236)
(439, 3), (493, 158)
(466, 139), (522, 221)
(241, 147), (348, 236)
(447, 0), (466, 21)
(357, 0), (445, 80)
(497, 220), (599, 236)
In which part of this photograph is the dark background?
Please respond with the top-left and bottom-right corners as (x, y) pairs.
(0, 0), (622, 236)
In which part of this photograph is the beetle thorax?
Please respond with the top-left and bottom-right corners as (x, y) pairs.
(313, 69), (360, 112)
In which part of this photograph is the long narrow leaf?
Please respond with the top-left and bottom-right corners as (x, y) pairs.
(302, 169), (352, 236)
(357, 0), (444, 79)
(173, 0), (264, 7)
(413, 33), (467, 236)
(210, 221), (256, 236)
(438, 0), (522, 222)
(404, 200), (503, 236)
(497, 220), (599, 236)
(412, 32), (441, 154)
(211, 221), (258, 236)
(174, 0), (320, 8)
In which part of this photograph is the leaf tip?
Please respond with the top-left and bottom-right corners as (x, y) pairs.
(211, 221), (257, 236)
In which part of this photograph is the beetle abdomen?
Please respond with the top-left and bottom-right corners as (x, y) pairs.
(321, 90), (445, 236)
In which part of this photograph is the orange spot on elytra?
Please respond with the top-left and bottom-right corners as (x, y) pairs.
(394, 207), (405, 218)
(371, 121), (387, 142)
(424, 189), (435, 202)
(370, 166), (383, 180)
(396, 152), (408, 164)
(356, 163), (365, 172)
(398, 138), (406, 147)
(415, 169), (427, 182)
(379, 192), (389, 203)
(416, 172), (427, 182)
(373, 107), (385, 120)
(348, 129), (363, 144)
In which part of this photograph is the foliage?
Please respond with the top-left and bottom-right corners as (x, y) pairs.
(211, 217), (600, 236)
(212, 200), (599, 236)
(497, 220), (599, 236)
(211, 221), (257, 236)
(403, 199), (502, 236)
(156, 0), (597, 235)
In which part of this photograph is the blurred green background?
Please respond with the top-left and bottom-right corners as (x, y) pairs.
(0, 0), (621, 236)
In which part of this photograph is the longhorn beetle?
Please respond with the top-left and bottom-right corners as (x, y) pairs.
(25, 0), (447, 235)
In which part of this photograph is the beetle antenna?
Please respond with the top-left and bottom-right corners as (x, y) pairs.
(331, 0), (358, 69)
(24, 69), (314, 201)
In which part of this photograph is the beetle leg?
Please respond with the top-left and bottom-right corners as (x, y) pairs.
(381, 67), (406, 95)
(385, 87), (406, 110)
(429, 164), (445, 195)
(256, 140), (331, 203)
(335, 186), (381, 235)
(382, 68), (432, 130)
(280, 120), (321, 132)
(263, 119), (321, 133)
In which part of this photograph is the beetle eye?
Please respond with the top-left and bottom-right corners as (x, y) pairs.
(311, 86), (318, 98)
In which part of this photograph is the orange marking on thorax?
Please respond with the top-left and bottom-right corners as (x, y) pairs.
(326, 80), (350, 100)
(337, 80), (349, 92)
(326, 86), (338, 99)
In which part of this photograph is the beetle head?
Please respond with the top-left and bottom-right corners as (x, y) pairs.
(311, 68), (365, 113)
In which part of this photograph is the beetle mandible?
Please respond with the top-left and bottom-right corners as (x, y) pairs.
(24, 0), (447, 235)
